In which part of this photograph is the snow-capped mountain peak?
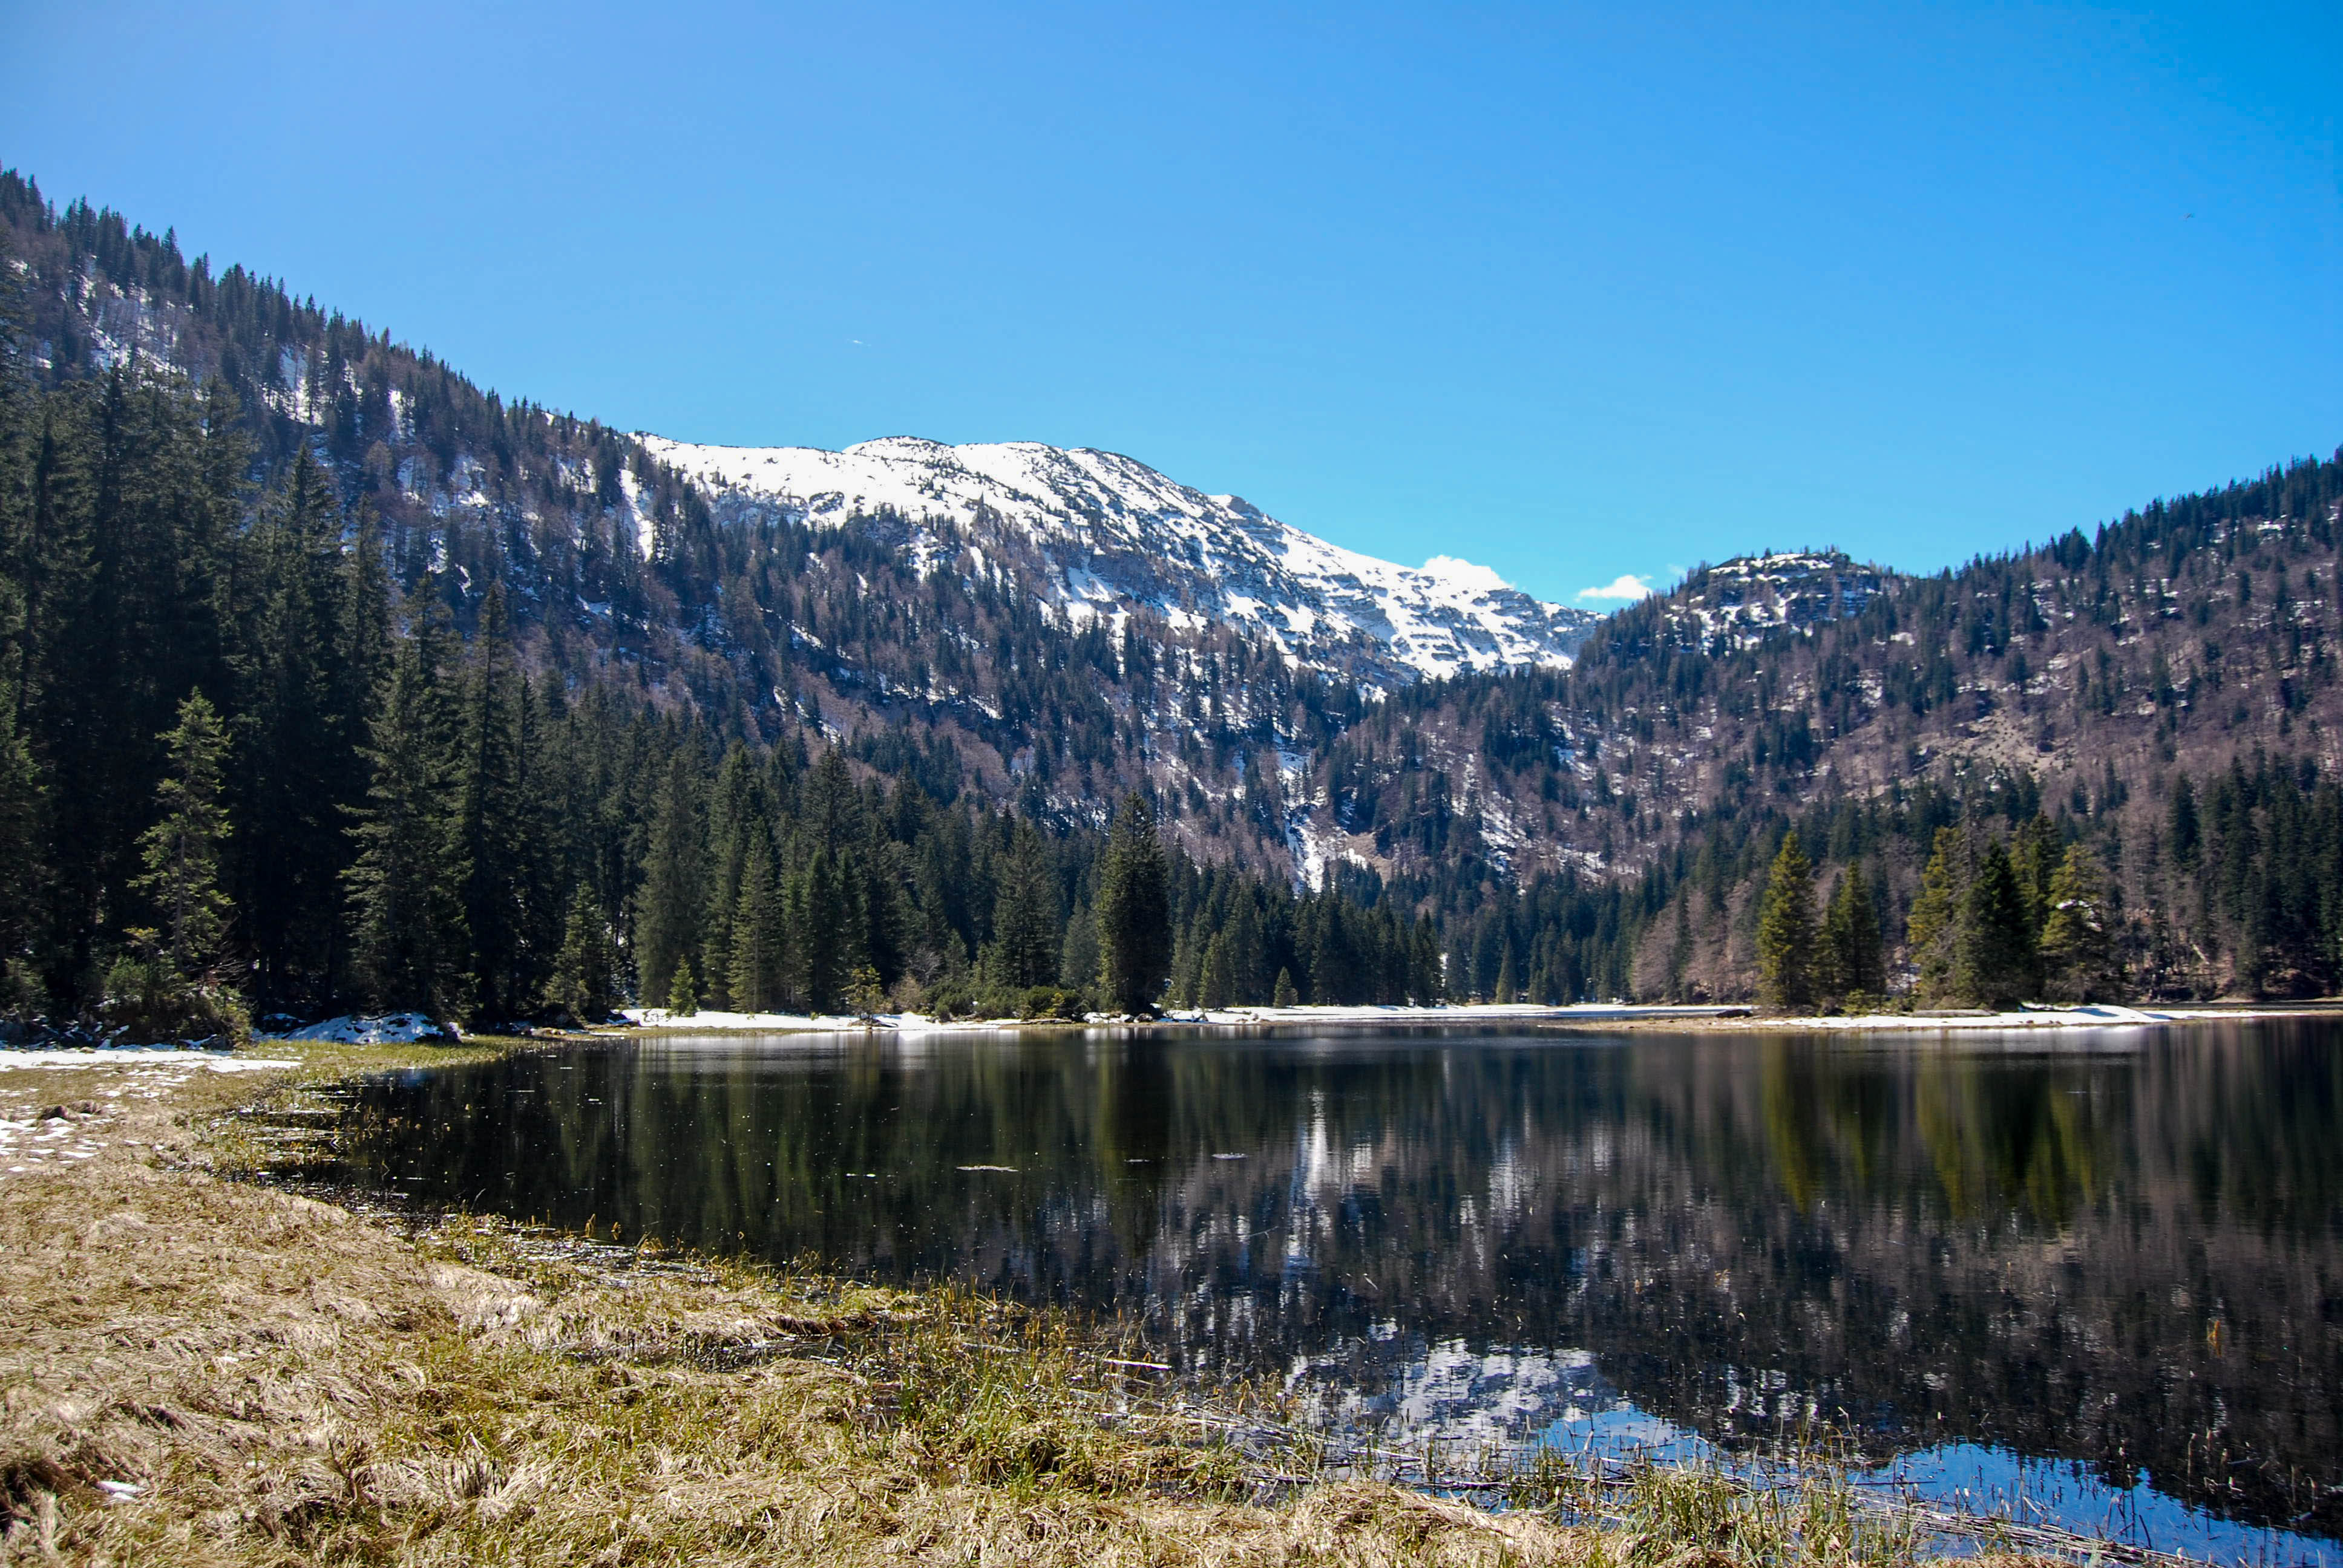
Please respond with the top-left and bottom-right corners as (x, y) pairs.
(637, 434), (1596, 681)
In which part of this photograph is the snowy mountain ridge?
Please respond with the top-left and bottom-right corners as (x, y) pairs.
(638, 434), (1598, 682)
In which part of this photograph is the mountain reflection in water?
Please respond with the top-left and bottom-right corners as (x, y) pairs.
(326, 1022), (2343, 1551)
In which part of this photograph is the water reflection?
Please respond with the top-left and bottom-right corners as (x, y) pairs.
(325, 1022), (2343, 1550)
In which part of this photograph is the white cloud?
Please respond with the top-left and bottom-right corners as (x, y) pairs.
(1577, 573), (1654, 603)
(1419, 555), (1510, 592)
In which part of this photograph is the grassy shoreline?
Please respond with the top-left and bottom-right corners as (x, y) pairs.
(1, 1033), (2112, 1564)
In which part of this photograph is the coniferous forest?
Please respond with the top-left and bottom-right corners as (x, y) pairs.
(5, 169), (2343, 1037)
(0, 345), (1440, 1031)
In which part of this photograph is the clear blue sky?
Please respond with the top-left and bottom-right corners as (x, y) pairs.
(4, 2), (2338, 604)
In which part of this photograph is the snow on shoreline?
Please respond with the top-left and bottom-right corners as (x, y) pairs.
(266, 1013), (460, 1044)
(609, 1001), (2266, 1036)
(0, 1047), (300, 1181)
(0, 1047), (302, 1071)
(1789, 1004), (2226, 1030)
(614, 1002), (1749, 1034)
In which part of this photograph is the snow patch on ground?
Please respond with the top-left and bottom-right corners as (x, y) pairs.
(1167, 1003), (1742, 1025)
(0, 1048), (301, 1071)
(269, 1013), (460, 1044)
(1793, 1004), (2244, 1031)
(623, 1008), (879, 1031)
(0, 1049), (299, 1181)
(620, 1002), (1749, 1034)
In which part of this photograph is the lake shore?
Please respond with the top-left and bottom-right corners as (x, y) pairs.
(599, 996), (2336, 1039)
(0, 1033), (2115, 1565)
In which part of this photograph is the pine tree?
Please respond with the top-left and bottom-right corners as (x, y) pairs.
(453, 586), (534, 1022)
(1955, 841), (2038, 1008)
(1665, 897), (1694, 1001)
(1907, 826), (1966, 1002)
(667, 957), (699, 1018)
(1198, 930), (1235, 1008)
(1273, 967), (1298, 1007)
(990, 830), (1059, 989)
(1754, 831), (1817, 1011)
(2040, 843), (2118, 1001)
(1226, 895), (1268, 1002)
(845, 961), (885, 1020)
(635, 752), (704, 1008)
(1813, 863), (1876, 1004)
(792, 848), (850, 1013)
(1817, 861), (1884, 1007)
(344, 607), (470, 1018)
(131, 691), (235, 982)
(1410, 915), (1445, 1005)
(231, 446), (372, 1011)
(1095, 793), (1172, 1016)
(2016, 814), (2062, 939)
(108, 691), (247, 1042)
(547, 886), (615, 1024)
(0, 676), (39, 1016)
(727, 836), (786, 1012)
(0, 328), (48, 1014)
(696, 743), (762, 1012)
(1057, 895), (1099, 1007)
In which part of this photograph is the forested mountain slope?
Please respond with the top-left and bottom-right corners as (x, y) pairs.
(4, 163), (2341, 1024)
(1358, 463), (2343, 1001)
(0, 170), (1578, 877)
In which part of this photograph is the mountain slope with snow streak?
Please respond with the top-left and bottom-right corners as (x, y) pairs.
(638, 434), (1596, 682)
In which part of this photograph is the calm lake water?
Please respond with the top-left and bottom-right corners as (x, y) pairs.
(320, 1022), (2343, 1563)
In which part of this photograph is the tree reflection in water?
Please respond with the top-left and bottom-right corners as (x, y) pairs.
(329, 1022), (2343, 1541)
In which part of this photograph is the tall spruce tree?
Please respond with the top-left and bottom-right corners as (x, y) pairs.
(1955, 841), (2038, 1008)
(989, 829), (1060, 990)
(635, 751), (706, 1010)
(791, 847), (852, 1014)
(131, 691), (235, 984)
(2040, 843), (2117, 1001)
(453, 586), (537, 1022)
(0, 416), (42, 1013)
(107, 690), (247, 1042)
(546, 886), (616, 1024)
(1755, 831), (1817, 1011)
(233, 448), (371, 1010)
(1095, 793), (1172, 1016)
(1817, 861), (1885, 1006)
(1198, 930), (1235, 1008)
(1409, 914), (1444, 1005)
(728, 835), (786, 1012)
(344, 601), (470, 1018)
(698, 743), (763, 1011)
(1907, 827), (1966, 1002)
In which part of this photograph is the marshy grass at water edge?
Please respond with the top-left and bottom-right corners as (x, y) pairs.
(0, 1040), (2137, 1564)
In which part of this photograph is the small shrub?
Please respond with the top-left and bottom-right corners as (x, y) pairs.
(100, 952), (251, 1045)
(1019, 985), (1086, 1022)
(924, 978), (976, 1020)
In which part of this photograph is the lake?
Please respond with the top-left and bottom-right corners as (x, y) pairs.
(318, 1021), (2343, 1563)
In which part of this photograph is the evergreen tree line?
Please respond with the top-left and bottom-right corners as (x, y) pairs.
(0, 169), (1441, 884)
(1327, 447), (2343, 921)
(7, 364), (2336, 1029)
(1711, 749), (2343, 1008)
(1749, 823), (2108, 1011)
(0, 353), (1366, 1033)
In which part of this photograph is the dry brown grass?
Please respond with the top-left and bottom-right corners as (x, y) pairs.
(0, 1043), (2063, 1566)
